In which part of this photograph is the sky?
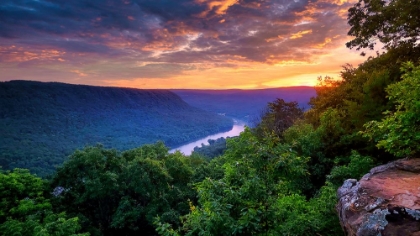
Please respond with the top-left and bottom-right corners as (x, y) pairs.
(0, 0), (368, 89)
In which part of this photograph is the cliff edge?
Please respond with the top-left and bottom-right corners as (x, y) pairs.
(337, 158), (420, 236)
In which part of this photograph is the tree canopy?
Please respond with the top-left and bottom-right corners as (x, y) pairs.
(50, 143), (204, 235)
(0, 169), (87, 236)
(254, 98), (304, 139)
(363, 62), (420, 157)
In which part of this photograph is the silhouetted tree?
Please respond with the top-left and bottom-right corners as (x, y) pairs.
(347, 0), (420, 53)
(256, 99), (304, 138)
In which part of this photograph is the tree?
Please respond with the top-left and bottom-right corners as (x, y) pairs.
(51, 143), (198, 235)
(256, 99), (304, 138)
(0, 169), (87, 236)
(192, 138), (227, 159)
(156, 129), (310, 235)
(347, 0), (420, 52)
(362, 62), (420, 157)
(304, 47), (420, 165)
(286, 109), (348, 195)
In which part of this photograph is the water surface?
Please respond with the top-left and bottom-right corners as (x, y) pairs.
(170, 120), (246, 155)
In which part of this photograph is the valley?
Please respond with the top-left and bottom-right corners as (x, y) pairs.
(0, 81), (315, 176)
(0, 81), (233, 176)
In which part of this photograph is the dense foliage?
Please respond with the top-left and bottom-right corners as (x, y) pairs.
(362, 62), (420, 157)
(0, 81), (233, 176)
(50, 143), (204, 236)
(0, 169), (87, 236)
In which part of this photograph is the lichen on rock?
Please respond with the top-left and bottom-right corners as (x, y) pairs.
(406, 209), (420, 221)
(357, 209), (390, 236)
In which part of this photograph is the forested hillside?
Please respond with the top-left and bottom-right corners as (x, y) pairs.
(172, 87), (315, 123)
(0, 81), (233, 176)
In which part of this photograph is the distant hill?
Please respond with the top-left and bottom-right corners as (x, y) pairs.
(0, 81), (233, 176)
(172, 87), (316, 124)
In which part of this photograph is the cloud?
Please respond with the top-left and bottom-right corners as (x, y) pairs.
(0, 0), (360, 87)
(290, 30), (313, 39)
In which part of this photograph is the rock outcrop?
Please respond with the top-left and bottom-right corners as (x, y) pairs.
(337, 158), (420, 236)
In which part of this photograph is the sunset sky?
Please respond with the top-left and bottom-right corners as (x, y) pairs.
(0, 0), (368, 89)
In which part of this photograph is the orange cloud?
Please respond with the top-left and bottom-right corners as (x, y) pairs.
(290, 30), (313, 39)
(195, 0), (238, 17)
(321, 0), (357, 5)
(313, 37), (332, 48)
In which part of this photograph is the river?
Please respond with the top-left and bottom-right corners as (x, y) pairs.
(169, 120), (246, 155)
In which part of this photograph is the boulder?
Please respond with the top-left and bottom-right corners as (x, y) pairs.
(337, 158), (420, 236)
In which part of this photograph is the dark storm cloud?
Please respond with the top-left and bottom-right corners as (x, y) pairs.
(0, 0), (355, 78)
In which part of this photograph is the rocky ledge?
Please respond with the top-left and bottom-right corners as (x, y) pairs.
(337, 158), (420, 236)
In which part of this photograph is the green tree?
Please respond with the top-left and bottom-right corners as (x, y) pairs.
(192, 138), (227, 159)
(255, 99), (304, 138)
(327, 151), (375, 186)
(52, 143), (198, 235)
(0, 169), (87, 236)
(305, 46), (420, 165)
(363, 62), (420, 157)
(284, 109), (348, 195)
(157, 128), (309, 235)
(273, 182), (342, 235)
